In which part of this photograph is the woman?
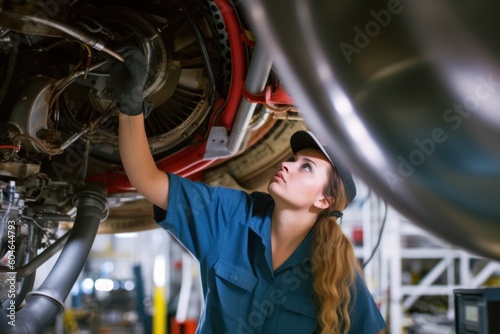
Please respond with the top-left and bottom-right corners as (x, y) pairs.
(114, 46), (386, 333)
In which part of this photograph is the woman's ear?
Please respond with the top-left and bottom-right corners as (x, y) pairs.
(314, 196), (334, 210)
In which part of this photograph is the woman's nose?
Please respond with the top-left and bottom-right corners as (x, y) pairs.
(281, 161), (291, 173)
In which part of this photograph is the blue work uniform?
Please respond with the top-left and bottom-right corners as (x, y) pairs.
(154, 174), (386, 334)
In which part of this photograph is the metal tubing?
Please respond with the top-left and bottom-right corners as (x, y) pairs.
(204, 42), (274, 159)
(0, 184), (108, 333)
(5, 10), (123, 62)
(0, 230), (71, 277)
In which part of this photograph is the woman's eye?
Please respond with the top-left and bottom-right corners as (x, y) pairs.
(302, 163), (312, 172)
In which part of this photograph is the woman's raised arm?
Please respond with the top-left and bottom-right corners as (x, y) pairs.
(118, 114), (170, 210)
(112, 45), (170, 210)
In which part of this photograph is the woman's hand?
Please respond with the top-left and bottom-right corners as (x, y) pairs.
(110, 45), (151, 116)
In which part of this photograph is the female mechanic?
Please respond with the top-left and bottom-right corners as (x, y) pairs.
(112, 46), (386, 334)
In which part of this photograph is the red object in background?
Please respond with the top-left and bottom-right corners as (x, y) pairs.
(353, 227), (364, 246)
(171, 319), (198, 334)
(173, 260), (183, 271)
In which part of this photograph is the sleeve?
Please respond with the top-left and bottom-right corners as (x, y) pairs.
(153, 173), (253, 261)
(348, 273), (386, 333)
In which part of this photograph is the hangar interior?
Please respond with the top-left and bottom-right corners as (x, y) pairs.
(1, 0), (500, 334)
(27, 180), (500, 334)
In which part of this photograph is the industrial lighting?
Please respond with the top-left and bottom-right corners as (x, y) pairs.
(153, 256), (166, 287)
(123, 280), (135, 291)
(81, 277), (94, 294)
(115, 233), (138, 238)
(94, 278), (114, 292)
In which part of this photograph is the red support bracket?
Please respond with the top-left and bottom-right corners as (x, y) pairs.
(242, 81), (294, 106)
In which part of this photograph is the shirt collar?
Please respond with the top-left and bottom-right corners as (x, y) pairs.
(247, 195), (274, 242)
(248, 204), (315, 273)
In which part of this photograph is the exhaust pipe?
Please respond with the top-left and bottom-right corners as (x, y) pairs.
(0, 183), (108, 333)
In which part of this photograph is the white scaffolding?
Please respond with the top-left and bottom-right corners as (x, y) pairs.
(344, 187), (500, 334)
(383, 207), (500, 334)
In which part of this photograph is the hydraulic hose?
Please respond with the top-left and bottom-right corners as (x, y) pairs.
(0, 183), (108, 333)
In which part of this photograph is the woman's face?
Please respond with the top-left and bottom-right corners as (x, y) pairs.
(268, 148), (332, 212)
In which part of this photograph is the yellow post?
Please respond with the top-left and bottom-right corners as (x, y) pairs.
(153, 256), (167, 334)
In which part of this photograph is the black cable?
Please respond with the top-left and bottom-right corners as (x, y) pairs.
(362, 199), (388, 269)
(178, 0), (218, 105)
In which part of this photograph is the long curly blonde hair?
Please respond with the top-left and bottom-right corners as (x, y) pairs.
(311, 165), (360, 334)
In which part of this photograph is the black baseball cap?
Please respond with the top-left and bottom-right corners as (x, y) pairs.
(290, 130), (357, 203)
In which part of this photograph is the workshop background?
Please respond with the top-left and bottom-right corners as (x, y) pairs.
(33, 179), (500, 334)
(1, 1), (500, 334)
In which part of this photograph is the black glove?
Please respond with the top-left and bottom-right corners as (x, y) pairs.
(110, 45), (151, 116)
